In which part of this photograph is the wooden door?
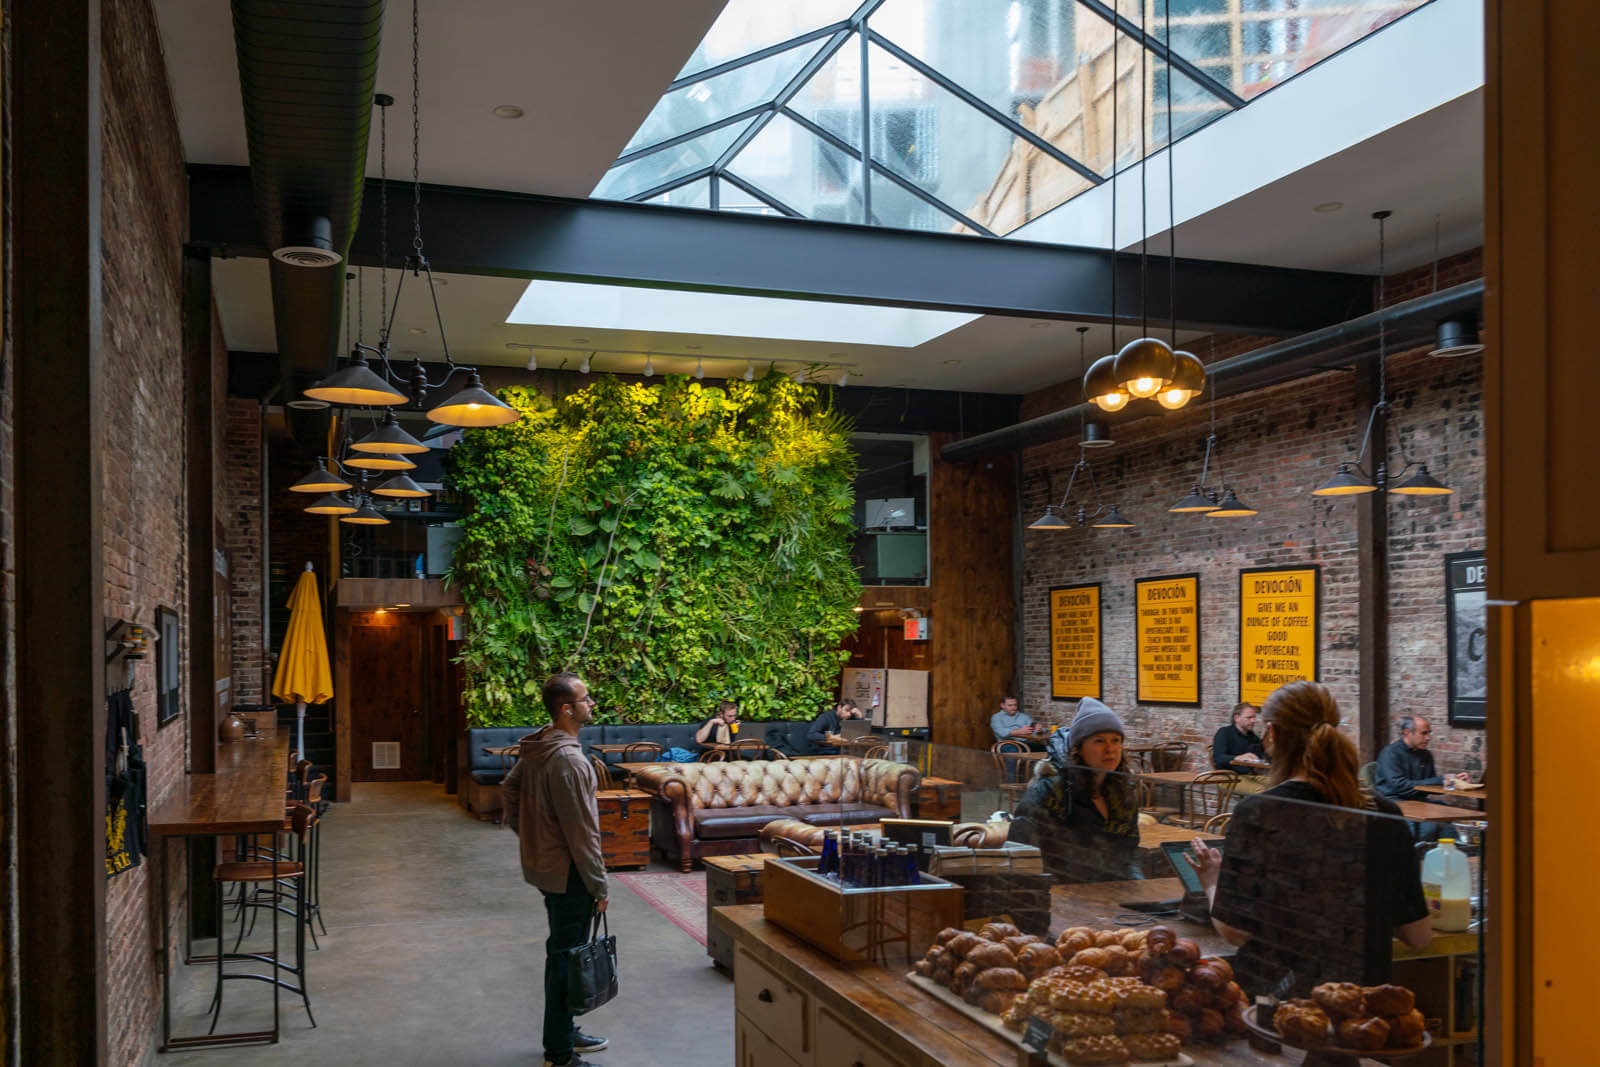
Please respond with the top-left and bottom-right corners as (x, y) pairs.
(350, 614), (425, 780)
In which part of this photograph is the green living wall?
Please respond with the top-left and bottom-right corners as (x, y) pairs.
(447, 373), (861, 726)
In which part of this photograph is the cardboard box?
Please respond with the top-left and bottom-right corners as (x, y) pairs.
(840, 667), (929, 730)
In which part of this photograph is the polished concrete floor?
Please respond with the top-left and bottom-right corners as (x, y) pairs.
(160, 781), (735, 1066)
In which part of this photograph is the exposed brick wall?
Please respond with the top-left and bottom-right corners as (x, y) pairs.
(99, 0), (192, 1061)
(1018, 255), (1486, 777)
(225, 397), (265, 702)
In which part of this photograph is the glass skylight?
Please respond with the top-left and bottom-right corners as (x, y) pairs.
(505, 280), (979, 348)
(593, 0), (1434, 237)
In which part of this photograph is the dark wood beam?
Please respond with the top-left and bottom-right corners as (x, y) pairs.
(14, 0), (108, 1059)
(184, 245), (217, 773)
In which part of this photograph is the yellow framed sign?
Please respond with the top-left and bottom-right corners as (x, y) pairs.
(1134, 574), (1200, 706)
(1239, 566), (1320, 706)
(1049, 584), (1101, 700)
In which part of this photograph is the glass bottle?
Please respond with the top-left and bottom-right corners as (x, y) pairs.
(819, 832), (837, 878)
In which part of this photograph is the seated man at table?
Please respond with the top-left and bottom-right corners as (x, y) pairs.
(806, 699), (862, 754)
(989, 695), (1047, 749)
(1375, 715), (1470, 840)
(695, 700), (741, 748)
(1212, 702), (1267, 770)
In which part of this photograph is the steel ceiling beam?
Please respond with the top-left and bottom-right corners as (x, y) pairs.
(189, 163), (1371, 334)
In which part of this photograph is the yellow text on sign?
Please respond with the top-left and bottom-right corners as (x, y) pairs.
(1239, 568), (1318, 706)
(1050, 585), (1100, 699)
(1136, 576), (1199, 704)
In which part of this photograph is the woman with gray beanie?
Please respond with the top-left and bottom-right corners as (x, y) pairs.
(1009, 698), (1142, 883)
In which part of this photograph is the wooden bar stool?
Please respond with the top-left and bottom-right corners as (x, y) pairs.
(209, 804), (318, 1036)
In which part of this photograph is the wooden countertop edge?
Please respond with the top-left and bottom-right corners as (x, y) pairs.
(714, 904), (1015, 1067)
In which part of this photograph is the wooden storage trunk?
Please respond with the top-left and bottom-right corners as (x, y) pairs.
(597, 788), (650, 870)
(762, 855), (963, 966)
(914, 776), (962, 821)
(704, 853), (767, 970)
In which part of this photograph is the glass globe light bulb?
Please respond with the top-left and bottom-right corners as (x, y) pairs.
(1094, 391), (1129, 413)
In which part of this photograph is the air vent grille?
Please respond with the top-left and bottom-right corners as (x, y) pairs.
(371, 742), (401, 770)
(272, 246), (344, 268)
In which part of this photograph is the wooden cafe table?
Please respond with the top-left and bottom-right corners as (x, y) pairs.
(1415, 782), (1487, 809)
(147, 721), (290, 1051)
(1398, 798), (1490, 823)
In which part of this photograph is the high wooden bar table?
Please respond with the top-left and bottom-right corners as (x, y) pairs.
(148, 722), (290, 1051)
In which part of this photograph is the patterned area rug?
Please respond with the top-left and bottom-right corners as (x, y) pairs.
(615, 871), (708, 947)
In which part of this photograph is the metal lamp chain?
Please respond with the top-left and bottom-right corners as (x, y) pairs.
(1165, 0), (1177, 347)
(378, 97), (388, 338)
(411, 0), (424, 259)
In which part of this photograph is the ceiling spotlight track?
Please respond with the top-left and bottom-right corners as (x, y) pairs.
(1312, 211), (1453, 500)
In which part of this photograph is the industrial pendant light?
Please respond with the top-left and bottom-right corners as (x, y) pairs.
(643, 354), (655, 377)
(343, 452), (417, 471)
(426, 371), (518, 427)
(305, 493), (358, 516)
(1027, 506), (1071, 531)
(744, 361), (755, 381)
(1085, 355), (1130, 412)
(341, 497), (391, 525)
(1389, 464), (1453, 495)
(352, 410), (429, 455)
(303, 354), (407, 406)
(1171, 343), (1256, 516)
(1424, 219), (1483, 357)
(579, 352), (592, 374)
(1204, 489), (1258, 518)
(1156, 350), (1205, 410)
(371, 472), (430, 498)
(1313, 211), (1451, 499)
(290, 460), (351, 494)
(1073, 328), (1115, 446)
(1091, 505), (1136, 529)
(1113, 3), (1174, 401)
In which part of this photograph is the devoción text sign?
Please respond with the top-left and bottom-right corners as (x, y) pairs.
(1239, 566), (1319, 706)
(1135, 574), (1200, 705)
(1050, 584), (1101, 700)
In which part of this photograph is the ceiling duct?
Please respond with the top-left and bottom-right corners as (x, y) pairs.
(231, 0), (385, 386)
(941, 279), (1484, 462)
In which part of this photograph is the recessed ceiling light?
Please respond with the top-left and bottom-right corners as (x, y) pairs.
(570, 337), (589, 344)
(407, 326), (427, 335)
(491, 105), (525, 119)
(398, 348), (420, 357)
(1313, 201), (1344, 213)
(1031, 321), (1051, 329)
(942, 359), (962, 365)
(686, 344), (702, 350)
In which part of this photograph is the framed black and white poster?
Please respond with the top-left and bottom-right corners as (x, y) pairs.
(155, 605), (181, 726)
(1445, 551), (1487, 727)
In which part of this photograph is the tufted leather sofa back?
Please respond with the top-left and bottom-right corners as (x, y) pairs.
(636, 758), (916, 811)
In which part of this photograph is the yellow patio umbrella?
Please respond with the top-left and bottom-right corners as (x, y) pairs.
(273, 562), (333, 757)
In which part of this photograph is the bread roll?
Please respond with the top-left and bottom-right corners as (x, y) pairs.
(1112, 1005), (1169, 1034)
(1048, 1011), (1118, 1038)
(1312, 981), (1366, 1020)
(1274, 999), (1332, 1048)
(1337, 1016), (1391, 1051)
(1058, 1034), (1131, 1065)
(1386, 1008), (1427, 1048)
(1362, 984), (1415, 1018)
(1143, 965), (1185, 993)
(1058, 964), (1109, 984)
(1121, 1031), (1181, 1063)
(1143, 925), (1176, 956)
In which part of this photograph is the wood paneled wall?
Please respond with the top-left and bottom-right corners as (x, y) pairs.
(927, 433), (1016, 750)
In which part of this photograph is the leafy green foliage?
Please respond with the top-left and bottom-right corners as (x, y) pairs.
(447, 372), (861, 726)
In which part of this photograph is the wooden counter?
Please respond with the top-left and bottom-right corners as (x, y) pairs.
(148, 724), (291, 837)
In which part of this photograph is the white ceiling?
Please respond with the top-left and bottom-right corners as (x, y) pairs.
(160, 0), (1487, 397)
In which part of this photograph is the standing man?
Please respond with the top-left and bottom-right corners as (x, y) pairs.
(990, 695), (1047, 749)
(1375, 716), (1470, 800)
(1211, 702), (1268, 770)
(807, 699), (862, 754)
(502, 672), (611, 1067)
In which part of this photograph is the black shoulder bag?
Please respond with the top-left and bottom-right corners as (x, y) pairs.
(564, 911), (619, 1016)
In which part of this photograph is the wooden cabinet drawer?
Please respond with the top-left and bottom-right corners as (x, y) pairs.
(735, 947), (809, 1056)
(736, 1011), (804, 1067)
(816, 1004), (905, 1067)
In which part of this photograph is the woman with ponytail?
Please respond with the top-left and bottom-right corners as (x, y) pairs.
(1187, 681), (1432, 996)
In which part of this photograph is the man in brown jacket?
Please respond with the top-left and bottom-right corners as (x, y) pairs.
(501, 672), (610, 1066)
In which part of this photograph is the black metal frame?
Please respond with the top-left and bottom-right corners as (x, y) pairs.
(1444, 552), (1488, 727)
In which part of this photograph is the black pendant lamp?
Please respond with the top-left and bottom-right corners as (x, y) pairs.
(1027, 506), (1072, 531)
(1084, 355), (1130, 412)
(1204, 489), (1258, 517)
(1081, 420), (1115, 448)
(343, 451), (417, 472)
(371, 473), (431, 498)
(290, 460), (351, 494)
(1156, 350), (1205, 410)
(304, 353), (407, 407)
(1389, 464), (1453, 496)
(1428, 316), (1484, 358)
(426, 371), (519, 427)
(340, 496), (390, 525)
(1312, 462), (1378, 497)
(1091, 504), (1136, 529)
(305, 493), (358, 516)
(353, 411), (429, 455)
(1170, 485), (1219, 514)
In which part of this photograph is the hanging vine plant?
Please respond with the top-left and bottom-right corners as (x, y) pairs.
(446, 372), (861, 726)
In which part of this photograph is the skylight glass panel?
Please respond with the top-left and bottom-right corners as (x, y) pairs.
(864, 41), (1091, 235)
(869, 172), (972, 235)
(676, 0), (861, 82)
(594, 120), (752, 201)
(620, 39), (825, 158)
(725, 114), (865, 224)
(784, 40), (865, 148)
(645, 179), (712, 209)
(506, 280), (980, 348)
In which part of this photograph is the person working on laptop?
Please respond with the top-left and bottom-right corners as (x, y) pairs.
(1009, 698), (1141, 883)
(989, 695), (1048, 749)
(1186, 681), (1433, 998)
(806, 699), (862, 754)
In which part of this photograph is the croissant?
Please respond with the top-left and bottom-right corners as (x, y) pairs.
(1058, 931), (1095, 956)
(953, 961), (983, 997)
(946, 932), (984, 958)
(1016, 943), (1062, 981)
(975, 966), (1028, 992)
(966, 942), (1018, 970)
(1070, 947), (1114, 972)
(1094, 929), (1125, 947)
(935, 927), (963, 945)
(1194, 1008), (1226, 1039)
(978, 989), (1020, 1016)
(980, 922), (1022, 942)
(1100, 945), (1134, 977)
(1337, 1016), (1391, 1051)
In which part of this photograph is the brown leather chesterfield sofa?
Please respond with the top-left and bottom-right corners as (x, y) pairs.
(632, 758), (920, 871)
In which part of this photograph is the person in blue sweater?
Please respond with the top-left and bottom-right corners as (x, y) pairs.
(1374, 717), (1470, 800)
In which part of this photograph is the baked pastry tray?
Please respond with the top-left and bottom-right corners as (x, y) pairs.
(906, 972), (1193, 1066)
(1239, 1013), (1431, 1064)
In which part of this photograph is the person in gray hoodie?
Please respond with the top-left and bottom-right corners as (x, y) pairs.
(501, 672), (610, 1067)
